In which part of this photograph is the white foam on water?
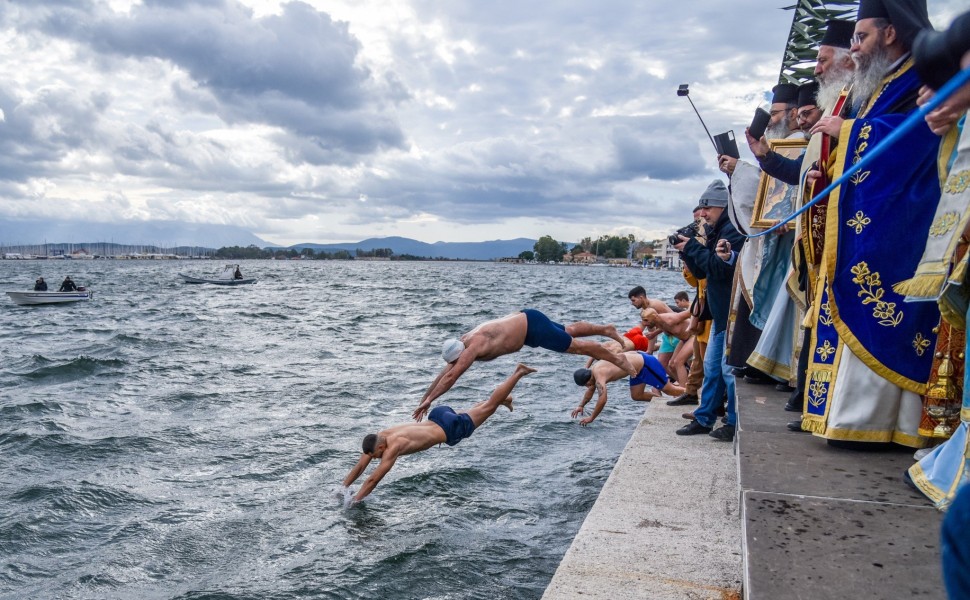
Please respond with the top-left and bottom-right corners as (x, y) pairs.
(336, 485), (358, 509)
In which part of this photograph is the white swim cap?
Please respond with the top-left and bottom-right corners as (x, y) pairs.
(442, 339), (465, 363)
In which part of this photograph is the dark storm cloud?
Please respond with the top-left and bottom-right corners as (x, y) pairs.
(609, 122), (709, 181)
(25, 0), (406, 158)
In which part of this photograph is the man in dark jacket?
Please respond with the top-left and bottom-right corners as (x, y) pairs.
(673, 180), (745, 441)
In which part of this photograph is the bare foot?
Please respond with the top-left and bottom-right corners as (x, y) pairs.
(604, 324), (624, 345)
(501, 395), (514, 412)
(620, 355), (638, 377)
(515, 363), (537, 376)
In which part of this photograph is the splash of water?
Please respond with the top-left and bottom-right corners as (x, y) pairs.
(337, 485), (357, 509)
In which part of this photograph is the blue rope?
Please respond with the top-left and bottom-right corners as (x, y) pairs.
(745, 65), (970, 239)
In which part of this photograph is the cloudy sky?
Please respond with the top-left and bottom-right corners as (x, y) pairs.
(0, 1), (962, 246)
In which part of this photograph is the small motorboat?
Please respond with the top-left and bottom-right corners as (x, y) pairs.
(6, 289), (94, 305)
(179, 264), (257, 286)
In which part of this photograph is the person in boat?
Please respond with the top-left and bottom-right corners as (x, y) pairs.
(59, 276), (77, 292)
(413, 309), (638, 421)
(343, 363), (535, 503)
(233, 266), (243, 279)
(34, 277), (47, 291)
(571, 351), (686, 425)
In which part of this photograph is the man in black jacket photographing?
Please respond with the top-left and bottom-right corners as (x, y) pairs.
(672, 180), (746, 441)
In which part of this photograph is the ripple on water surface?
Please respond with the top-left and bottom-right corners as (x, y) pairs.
(0, 260), (687, 598)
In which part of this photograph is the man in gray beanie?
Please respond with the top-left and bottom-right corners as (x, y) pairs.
(673, 179), (746, 441)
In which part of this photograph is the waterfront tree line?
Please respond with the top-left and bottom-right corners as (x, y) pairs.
(521, 234), (639, 262)
(213, 245), (433, 261)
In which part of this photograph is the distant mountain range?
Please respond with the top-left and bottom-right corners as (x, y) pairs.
(0, 219), (539, 260)
(289, 236), (538, 260)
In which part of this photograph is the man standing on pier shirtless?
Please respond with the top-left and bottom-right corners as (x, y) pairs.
(413, 309), (636, 421)
(343, 364), (536, 503)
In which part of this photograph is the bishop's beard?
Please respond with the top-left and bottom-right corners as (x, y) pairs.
(851, 44), (894, 112)
(816, 68), (854, 114)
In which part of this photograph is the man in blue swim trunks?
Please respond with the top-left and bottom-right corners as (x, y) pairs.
(571, 351), (685, 426)
(413, 309), (636, 421)
(343, 364), (536, 503)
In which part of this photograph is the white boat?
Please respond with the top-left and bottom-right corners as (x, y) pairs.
(179, 264), (257, 286)
(6, 290), (94, 305)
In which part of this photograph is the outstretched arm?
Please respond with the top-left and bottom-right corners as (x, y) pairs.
(342, 453), (373, 488)
(579, 379), (608, 426)
(353, 453), (399, 503)
(413, 353), (476, 421)
(571, 385), (596, 418)
(419, 364), (451, 405)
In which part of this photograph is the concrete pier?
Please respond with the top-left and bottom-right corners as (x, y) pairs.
(736, 381), (945, 599)
(542, 396), (742, 599)
(543, 380), (948, 599)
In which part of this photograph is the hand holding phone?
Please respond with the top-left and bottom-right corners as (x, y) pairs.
(749, 107), (770, 141)
(713, 130), (740, 159)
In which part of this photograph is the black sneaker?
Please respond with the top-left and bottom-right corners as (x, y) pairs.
(709, 424), (736, 441)
(676, 420), (712, 436)
(667, 393), (699, 406)
(784, 389), (802, 412)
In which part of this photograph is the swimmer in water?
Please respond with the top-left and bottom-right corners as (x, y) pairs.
(343, 363), (536, 504)
(413, 309), (636, 421)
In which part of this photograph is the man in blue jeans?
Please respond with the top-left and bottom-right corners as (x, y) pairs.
(673, 180), (745, 441)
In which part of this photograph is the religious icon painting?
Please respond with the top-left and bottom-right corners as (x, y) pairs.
(751, 138), (809, 229)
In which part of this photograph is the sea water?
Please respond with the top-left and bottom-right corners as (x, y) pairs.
(0, 260), (685, 599)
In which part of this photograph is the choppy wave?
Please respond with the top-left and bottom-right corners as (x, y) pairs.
(19, 355), (128, 381)
(0, 260), (685, 599)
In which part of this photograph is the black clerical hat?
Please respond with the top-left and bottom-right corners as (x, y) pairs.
(798, 81), (819, 107)
(819, 19), (855, 49)
(771, 83), (799, 105)
(858, 0), (932, 48)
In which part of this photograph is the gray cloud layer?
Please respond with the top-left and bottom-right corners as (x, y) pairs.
(0, 0), (961, 245)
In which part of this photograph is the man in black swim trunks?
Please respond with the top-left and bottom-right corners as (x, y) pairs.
(413, 309), (637, 421)
(342, 363), (536, 503)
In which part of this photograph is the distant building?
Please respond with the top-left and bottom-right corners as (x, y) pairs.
(570, 251), (597, 264)
(656, 238), (683, 270)
(632, 242), (655, 263)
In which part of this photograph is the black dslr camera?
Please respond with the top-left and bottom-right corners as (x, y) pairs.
(668, 221), (706, 246)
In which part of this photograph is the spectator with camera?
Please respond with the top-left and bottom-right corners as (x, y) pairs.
(667, 207), (711, 407)
(673, 180), (746, 441)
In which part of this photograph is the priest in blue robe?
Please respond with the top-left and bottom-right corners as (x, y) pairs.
(803, 0), (949, 448)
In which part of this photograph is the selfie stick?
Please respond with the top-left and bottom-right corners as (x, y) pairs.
(677, 84), (718, 154)
(746, 65), (970, 239)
